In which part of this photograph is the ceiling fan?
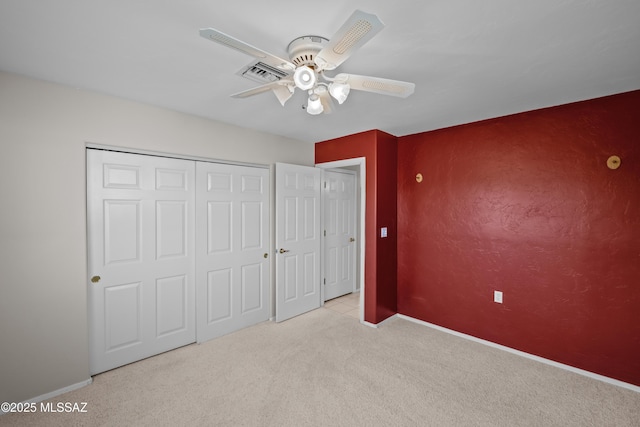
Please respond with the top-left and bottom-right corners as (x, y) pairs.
(200, 10), (415, 115)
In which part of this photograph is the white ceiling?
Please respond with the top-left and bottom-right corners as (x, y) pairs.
(1, 1), (639, 143)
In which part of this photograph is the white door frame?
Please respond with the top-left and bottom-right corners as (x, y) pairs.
(315, 158), (366, 324)
(85, 143), (269, 170)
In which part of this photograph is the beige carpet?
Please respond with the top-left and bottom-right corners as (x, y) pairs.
(2, 307), (639, 426)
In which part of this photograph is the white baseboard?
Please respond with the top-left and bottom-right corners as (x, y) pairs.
(362, 313), (399, 329)
(396, 314), (640, 393)
(1, 378), (93, 415)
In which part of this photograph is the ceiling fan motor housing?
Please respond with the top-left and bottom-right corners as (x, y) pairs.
(287, 36), (328, 68)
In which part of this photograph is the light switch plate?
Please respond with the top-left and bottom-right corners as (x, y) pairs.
(381, 227), (388, 238)
(494, 290), (503, 304)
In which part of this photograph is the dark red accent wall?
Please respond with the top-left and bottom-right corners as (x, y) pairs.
(397, 90), (640, 386)
(315, 130), (398, 323)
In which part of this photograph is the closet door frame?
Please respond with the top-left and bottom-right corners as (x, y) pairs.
(86, 144), (270, 373)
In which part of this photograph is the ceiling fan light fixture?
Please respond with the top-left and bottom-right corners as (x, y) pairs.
(293, 66), (316, 90)
(306, 94), (324, 115)
(329, 82), (350, 104)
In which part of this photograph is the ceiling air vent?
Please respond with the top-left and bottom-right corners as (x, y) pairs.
(237, 61), (290, 84)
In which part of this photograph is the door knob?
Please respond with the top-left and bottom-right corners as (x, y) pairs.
(279, 248), (290, 254)
(349, 237), (355, 242)
(264, 253), (268, 258)
(91, 276), (101, 283)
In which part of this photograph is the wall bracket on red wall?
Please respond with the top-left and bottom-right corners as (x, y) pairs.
(607, 155), (621, 170)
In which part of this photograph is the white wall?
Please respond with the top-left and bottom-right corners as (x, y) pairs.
(0, 71), (314, 403)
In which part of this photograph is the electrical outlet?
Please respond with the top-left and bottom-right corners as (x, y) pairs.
(494, 291), (503, 304)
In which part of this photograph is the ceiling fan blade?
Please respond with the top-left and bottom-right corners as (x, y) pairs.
(231, 82), (279, 98)
(334, 73), (415, 98)
(231, 80), (294, 106)
(315, 10), (384, 71)
(200, 28), (295, 72)
(272, 84), (295, 106)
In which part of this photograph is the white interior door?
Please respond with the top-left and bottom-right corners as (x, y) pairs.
(275, 163), (322, 322)
(88, 149), (196, 375)
(323, 170), (357, 301)
(195, 162), (270, 342)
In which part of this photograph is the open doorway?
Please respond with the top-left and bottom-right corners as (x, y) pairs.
(323, 168), (357, 301)
(316, 158), (366, 323)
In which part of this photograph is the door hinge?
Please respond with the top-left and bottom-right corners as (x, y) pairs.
(323, 278), (326, 285)
(324, 229), (326, 236)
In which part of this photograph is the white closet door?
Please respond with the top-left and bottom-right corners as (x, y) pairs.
(87, 149), (196, 375)
(275, 163), (322, 322)
(323, 170), (357, 301)
(195, 162), (270, 343)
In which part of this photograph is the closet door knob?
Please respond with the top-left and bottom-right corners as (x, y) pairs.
(91, 276), (101, 283)
(279, 248), (290, 254)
